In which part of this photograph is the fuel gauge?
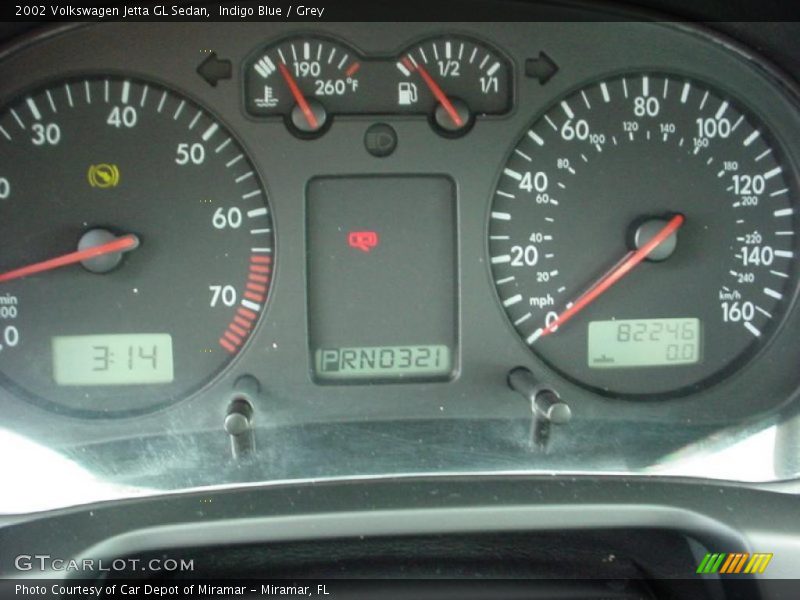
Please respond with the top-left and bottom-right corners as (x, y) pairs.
(395, 36), (511, 134)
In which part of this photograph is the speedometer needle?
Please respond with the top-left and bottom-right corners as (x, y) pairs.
(532, 214), (685, 341)
(0, 233), (139, 283)
(278, 62), (319, 130)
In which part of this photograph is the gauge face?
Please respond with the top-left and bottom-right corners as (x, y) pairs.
(0, 77), (274, 414)
(395, 36), (511, 132)
(489, 73), (798, 396)
(245, 36), (363, 133)
(243, 35), (511, 136)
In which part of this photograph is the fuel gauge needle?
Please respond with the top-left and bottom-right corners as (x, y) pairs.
(530, 214), (685, 342)
(0, 233), (139, 283)
(278, 62), (319, 130)
(410, 61), (464, 128)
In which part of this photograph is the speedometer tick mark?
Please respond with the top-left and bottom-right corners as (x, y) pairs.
(215, 138), (232, 153)
(173, 100), (185, 120)
(600, 82), (610, 102)
(755, 148), (772, 162)
(744, 322), (761, 338)
(715, 100), (729, 119)
(201, 122), (218, 141)
(514, 313), (532, 326)
(157, 91), (167, 113)
(680, 82), (690, 103)
(9, 109), (24, 129)
(699, 91), (709, 110)
(225, 154), (244, 168)
(45, 91), (57, 113)
(247, 207), (268, 218)
(742, 129), (761, 146)
(188, 111), (202, 130)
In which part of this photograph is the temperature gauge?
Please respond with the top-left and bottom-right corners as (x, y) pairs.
(244, 36), (363, 134)
(243, 35), (511, 137)
(395, 36), (511, 133)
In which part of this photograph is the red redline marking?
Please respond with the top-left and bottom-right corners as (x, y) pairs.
(224, 330), (243, 345)
(345, 62), (361, 77)
(229, 323), (248, 337)
(402, 56), (414, 71)
(219, 337), (237, 353)
(250, 255), (271, 264)
(250, 265), (270, 274)
(248, 273), (269, 284)
(244, 291), (265, 303)
(246, 282), (267, 293)
(234, 316), (253, 329)
(237, 307), (257, 320)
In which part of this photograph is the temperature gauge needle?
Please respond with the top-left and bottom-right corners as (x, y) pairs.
(413, 63), (464, 128)
(532, 214), (685, 341)
(0, 233), (139, 283)
(278, 62), (319, 131)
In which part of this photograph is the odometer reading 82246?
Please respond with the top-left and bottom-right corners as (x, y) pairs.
(588, 318), (700, 369)
(489, 72), (797, 396)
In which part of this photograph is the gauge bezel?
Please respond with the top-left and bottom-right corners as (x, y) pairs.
(485, 66), (800, 400)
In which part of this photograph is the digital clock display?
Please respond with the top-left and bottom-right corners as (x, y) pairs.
(52, 334), (174, 386)
(588, 318), (701, 368)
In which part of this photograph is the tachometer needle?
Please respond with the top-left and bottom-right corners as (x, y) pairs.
(413, 63), (464, 128)
(278, 62), (319, 131)
(0, 233), (139, 283)
(532, 214), (685, 341)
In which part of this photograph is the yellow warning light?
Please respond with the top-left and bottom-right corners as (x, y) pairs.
(87, 163), (120, 188)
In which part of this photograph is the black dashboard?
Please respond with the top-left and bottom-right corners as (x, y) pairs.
(0, 3), (799, 595)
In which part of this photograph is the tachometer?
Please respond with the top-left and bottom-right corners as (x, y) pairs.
(489, 73), (798, 396)
(0, 77), (274, 415)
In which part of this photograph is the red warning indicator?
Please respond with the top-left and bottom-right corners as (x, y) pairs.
(348, 231), (379, 253)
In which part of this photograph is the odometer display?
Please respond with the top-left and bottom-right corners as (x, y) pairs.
(0, 77), (274, 414)
(587, 318), (701, 369)
(489, 73), (797, 396)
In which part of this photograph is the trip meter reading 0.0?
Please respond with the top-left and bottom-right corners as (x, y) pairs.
(0, 77), (275, 414)
(489, 73), (797, 396)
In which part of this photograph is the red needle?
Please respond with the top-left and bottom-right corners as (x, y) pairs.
(536, 214), (685, 340)
(278, 62), (319, 130)
(0, 234), (139, 283)
(414, 63), (464, 128)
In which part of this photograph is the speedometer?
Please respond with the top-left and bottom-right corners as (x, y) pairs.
(0, 76), (274, 415)
(489, 73), (798, 396)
